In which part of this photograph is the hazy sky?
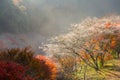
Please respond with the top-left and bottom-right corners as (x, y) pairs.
(1, 0), (120, 36)
(23, 0), (120, 36)
(0, 0), (120, 49)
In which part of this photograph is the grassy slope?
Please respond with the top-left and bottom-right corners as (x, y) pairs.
(75, 59), (120, 80)
(103, 59), (120, 80)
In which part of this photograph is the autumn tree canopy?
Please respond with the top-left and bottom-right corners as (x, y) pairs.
(43, 16), (120, 70)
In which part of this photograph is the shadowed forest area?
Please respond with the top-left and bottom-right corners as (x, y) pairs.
(0, 0), (120, 80)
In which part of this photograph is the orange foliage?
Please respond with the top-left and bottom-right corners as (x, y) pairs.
(29, 55), (57, 80)
(110, 39), (116, 48)
(104, 22), (120, 29)
(105, 22), (112, 29)
(104, 53), (113, 61)
(79, 34), (115, 69)
(80, 23), (120, 68)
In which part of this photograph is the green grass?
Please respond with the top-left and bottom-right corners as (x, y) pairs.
(74, 59), (120, 80)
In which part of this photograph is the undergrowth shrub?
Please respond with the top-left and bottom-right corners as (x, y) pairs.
(0, 47), (57, 80)
(0, 61), (34, 80)
(0, 47), (33, 65)
(28, 55), (57, 80)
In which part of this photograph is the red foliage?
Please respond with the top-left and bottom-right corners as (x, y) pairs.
(32, 55), (57, 80)
(0, 61), (34, 80)
(0, 48), (57, 80)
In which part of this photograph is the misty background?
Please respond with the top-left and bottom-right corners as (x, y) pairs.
(0, 0), (120, 51)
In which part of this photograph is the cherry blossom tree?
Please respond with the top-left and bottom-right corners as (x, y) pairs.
(43, 16), (120, 70)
